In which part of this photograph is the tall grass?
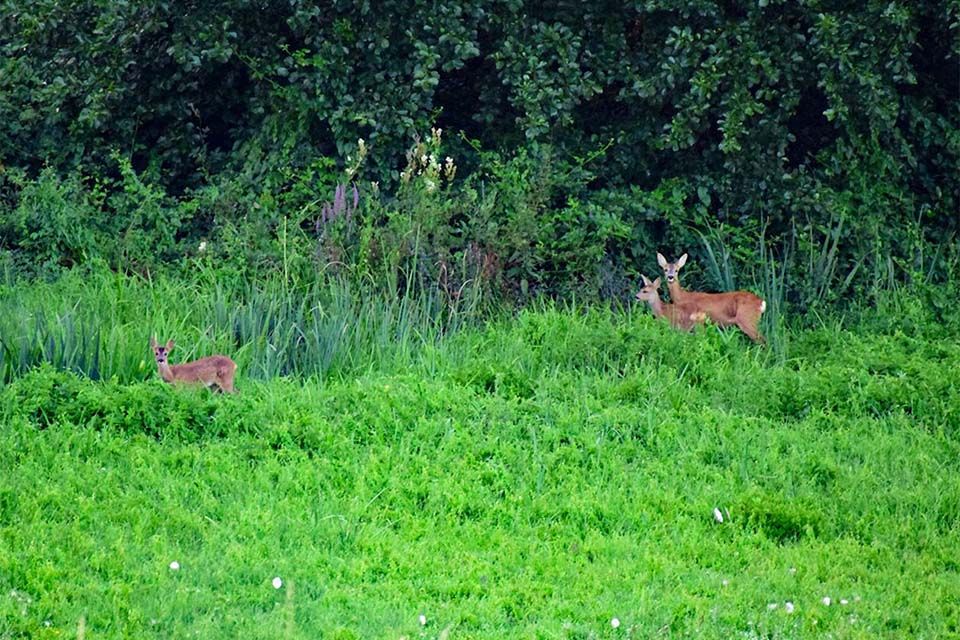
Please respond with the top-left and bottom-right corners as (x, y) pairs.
(689, 215), (960, 356)
(3, 215), (959, 387)
(0, 266), (486, 385)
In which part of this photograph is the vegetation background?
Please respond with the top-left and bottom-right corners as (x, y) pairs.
(0, 1), (959, 638)
(1, 0), (957, 306)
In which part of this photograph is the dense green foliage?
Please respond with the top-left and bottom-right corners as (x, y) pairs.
(2, 302), (959, 638)
(3, 5), (958, 634)
(2, 1), (958, 306)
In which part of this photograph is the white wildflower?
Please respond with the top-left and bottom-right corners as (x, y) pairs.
(784, 601), (795, 613)
(713, 507), (724, 523)
(840, 598), (849, 605)
(821, 596), (831, 606)
(169, 561), (180, 571)
(272, 577), (283, 589)
(611, 617), (620, 628)
(767, 603), (778, 611)
(419, 614), (427, 626)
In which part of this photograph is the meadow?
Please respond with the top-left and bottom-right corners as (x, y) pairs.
(1, 271), (959, 639)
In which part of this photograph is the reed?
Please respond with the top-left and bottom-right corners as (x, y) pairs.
(0, 268), (486, 385)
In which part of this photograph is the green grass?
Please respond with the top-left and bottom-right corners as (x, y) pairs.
(1, 277), (959, 638)
(0, 267), (483, 384)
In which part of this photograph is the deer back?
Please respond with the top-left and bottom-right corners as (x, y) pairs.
(170, 355), (236, 382)
(669, 283), (760, 325)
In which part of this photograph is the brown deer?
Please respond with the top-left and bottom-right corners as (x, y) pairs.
(150, 336), (237, 393)
(656, 252), (767, 343)
(636, 275), (707, 331)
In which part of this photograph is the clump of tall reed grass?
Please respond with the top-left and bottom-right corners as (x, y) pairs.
(0, 265), (486, 385)
(688, 214), (960, 360)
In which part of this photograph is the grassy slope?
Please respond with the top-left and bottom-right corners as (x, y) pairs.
(1, 306), (959, 639)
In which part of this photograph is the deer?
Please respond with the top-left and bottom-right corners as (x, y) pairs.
(656, 252), (767, 343)
(635, 274), (707, 331)
(150, 336), (237, 393)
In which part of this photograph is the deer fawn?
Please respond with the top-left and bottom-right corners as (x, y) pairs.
(150, 336), (237, 393)
(656, 253), (767, 343)
(636, 275), (707, 331)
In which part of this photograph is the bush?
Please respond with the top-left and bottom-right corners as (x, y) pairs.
(0, 168), (105, 274)
(1, 365), (226, 441)
(0, 1), (955, 304)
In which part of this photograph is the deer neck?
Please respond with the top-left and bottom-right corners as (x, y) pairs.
(667, 278), (687, 303)
(157, 361), (176, 383)
(646, 295), (666, 319)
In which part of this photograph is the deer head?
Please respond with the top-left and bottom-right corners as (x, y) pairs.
(636, 274), (662, 303)
(657, 252), (688, 284)
(150, 336), (175, 365)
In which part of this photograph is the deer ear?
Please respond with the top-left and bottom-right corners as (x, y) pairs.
(165, 340), (174, 351)
(677, 253), (688, 268)
(641, 274), (652, 286)
(656, 253), (667, 268)
(653, 277), (661, 288)
(150, 336), (158, 349)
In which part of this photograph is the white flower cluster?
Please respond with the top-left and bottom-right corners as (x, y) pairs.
(399, 131), (457, 188)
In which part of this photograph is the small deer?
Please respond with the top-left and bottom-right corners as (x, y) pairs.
(150, 336), (237, 393)
(656, 252), (766, 343)
(636, 274), (707, 331)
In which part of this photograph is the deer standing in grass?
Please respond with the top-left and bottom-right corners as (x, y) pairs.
(636, 275), (707, 331)
(150, 336), (237, 393)
(656, 253), (767, 343)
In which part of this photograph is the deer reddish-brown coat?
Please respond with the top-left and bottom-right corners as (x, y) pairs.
(656, 253), (766, 343)
(150, 337), (237, 393)
(636, 275), (707, 331)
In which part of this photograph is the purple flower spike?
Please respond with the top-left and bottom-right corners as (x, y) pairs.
(317, 182), (361, 235)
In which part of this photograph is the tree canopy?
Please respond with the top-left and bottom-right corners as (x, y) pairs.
(1, 1), (957, 302)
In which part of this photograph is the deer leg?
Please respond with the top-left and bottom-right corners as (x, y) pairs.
(735, 315), (764, 344)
